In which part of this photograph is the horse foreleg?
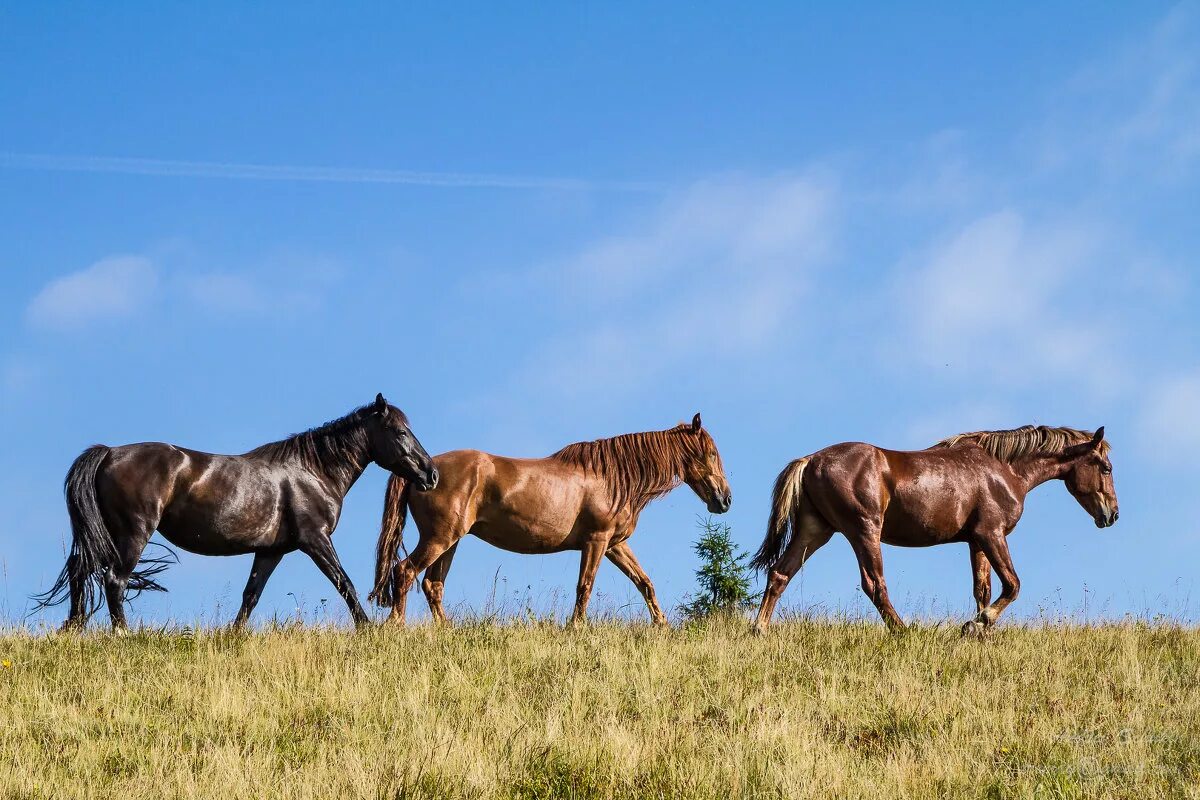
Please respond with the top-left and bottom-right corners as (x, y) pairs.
(847, 530), (905, 630)
(232, 551), (284, 629)
(300, 534), (370, 627)
(959, 542), (995, 637)
(970, 533), (1020, 629)
(571, 539), (607, 626)
(605, 542), (668, 627)
(969, 542), (992, 613)
(421, 542), (459, 624)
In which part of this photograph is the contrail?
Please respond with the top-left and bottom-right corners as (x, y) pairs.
(0, 152), (662, 192)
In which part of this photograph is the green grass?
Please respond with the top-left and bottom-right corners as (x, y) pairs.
(1, 619), (1198, 798)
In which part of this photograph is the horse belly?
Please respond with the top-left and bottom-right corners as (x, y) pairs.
(882, 485), (971, 546)
(471, 505), (584, 554)
(157, 462), (284, 555)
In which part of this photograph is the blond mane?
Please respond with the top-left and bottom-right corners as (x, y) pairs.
(932, 425), (1108, 462)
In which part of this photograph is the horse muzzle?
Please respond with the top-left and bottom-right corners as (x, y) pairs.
(707, 491), (732, 514)
(417, 466), (440, 492)
(1095, 508), (1119, 528)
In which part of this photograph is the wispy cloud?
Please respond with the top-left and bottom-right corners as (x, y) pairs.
(26, 256), (158, 330)
(518, 173), (837, 399)
(182, 269), (328, 315)
(892, 210), (1111, 384)
(560, 174), (832, 298)
(0, 153), (662, 193)
(1033, 4), (1200, 178)
(1139, 372), (1200, 465)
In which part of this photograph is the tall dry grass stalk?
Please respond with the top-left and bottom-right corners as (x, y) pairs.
(1, 619), (1198, 799)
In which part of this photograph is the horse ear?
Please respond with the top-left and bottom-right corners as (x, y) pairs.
(1091, 426), (1105, 447)
(374, 393), (387, 414)
(692, 413), (702, 432)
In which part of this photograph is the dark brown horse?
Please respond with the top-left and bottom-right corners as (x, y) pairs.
(750, 425), (1118, 635)
(35, 394), (438, 631)
(370, 414), (731, 626)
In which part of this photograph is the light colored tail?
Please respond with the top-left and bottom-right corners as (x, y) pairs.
(750, 457), (810, 572)
(369, 474), (411, 606)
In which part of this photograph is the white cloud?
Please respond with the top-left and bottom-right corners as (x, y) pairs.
(892, 210), (1118, 386)
(182, 269), (329, 315)
(184, 273), (268, 313)
(26, 256), (158, 330)
(523, 174), (837, 397)
(561, 174), (833, 298)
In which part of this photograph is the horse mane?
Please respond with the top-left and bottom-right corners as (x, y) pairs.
(248, 403), (408, 473)
(932, 425), (1108, 462)
(550, 424), (717, 512)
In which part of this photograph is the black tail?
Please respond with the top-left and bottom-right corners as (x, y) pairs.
(33, 445), (117, 615)
(32, 445), (176, 618)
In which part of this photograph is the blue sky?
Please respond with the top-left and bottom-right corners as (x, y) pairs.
(2, 3), (1198, 627)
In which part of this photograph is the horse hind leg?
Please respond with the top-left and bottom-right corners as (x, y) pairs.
(104, 521), (154, 633)
(751, 503), (833, 634)
(388, 537), (457, 626)
(421, 542), (459, 624)
(60, 555), (88, 631)
(389, 501), (470, 627)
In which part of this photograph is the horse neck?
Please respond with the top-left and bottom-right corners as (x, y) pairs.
(1008, 452), (1070, 494)
(636, 448), (695, 515)
(305, 426), (372, 497)
(582, 432), (687, 513)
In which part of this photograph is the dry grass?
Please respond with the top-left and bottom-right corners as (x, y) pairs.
(2, 618), (1199, 799)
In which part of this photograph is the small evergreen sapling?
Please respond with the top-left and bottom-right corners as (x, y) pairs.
(679, 517), (760, 621)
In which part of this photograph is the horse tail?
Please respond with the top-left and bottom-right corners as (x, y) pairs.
(33, 445), (119, 614)
(32, 446), (177, 619)
(750, 457), (811, 572)
(369, 473), (412, 607)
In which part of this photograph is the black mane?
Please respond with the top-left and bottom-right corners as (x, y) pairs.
(247, 402), (408, 473)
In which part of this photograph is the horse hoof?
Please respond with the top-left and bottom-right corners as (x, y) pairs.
(750, 624), (767, 637)
(960, 620), (986, 639)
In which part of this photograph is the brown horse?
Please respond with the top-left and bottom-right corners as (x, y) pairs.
(370, 414), (732, 626)
(750, 425), (1118, 635)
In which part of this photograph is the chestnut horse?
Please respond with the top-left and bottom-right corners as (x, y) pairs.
(35, 394), (438, 631)
(370, 414), (731, 626)
(750, 425), (1118, 635)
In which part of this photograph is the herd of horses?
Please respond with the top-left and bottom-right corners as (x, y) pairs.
(35, 393), (1119, 636)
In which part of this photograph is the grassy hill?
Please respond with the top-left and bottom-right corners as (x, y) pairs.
(2, 619), (1198, 799)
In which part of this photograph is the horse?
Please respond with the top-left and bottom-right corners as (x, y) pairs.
(749, 425), (1118, 635)
(369, 414), (732, 627)
(34, 394), (438, 632)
